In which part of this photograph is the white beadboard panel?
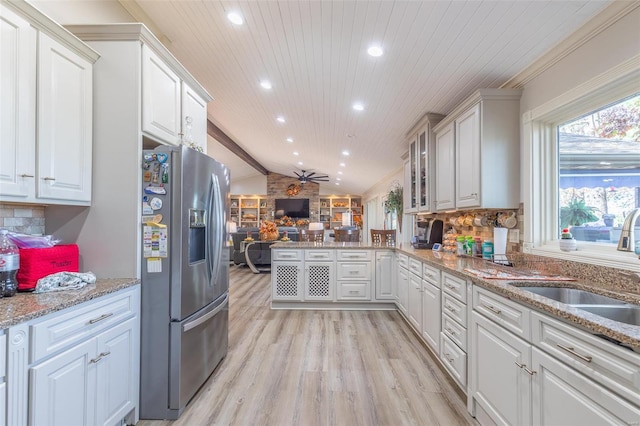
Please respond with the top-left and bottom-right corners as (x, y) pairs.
(108, 0), (612, 194)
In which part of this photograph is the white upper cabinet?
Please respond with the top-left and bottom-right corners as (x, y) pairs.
(433, 89), (522, 211)
(403, 113), (443, 214)
(142, 45), (182, 146)
(181, 83), (209, 153)
(435, 123), (456, 211)
(0, 1), (97, 205)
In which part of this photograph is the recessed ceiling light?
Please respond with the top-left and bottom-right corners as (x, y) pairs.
(276, 116), (285, 123)
(286, 137), (293, 143)
(336, 178), (341, 181)
(227, 12), (243, 25)
(260, 80), (272, 90)
(339, 163), (346, 167)
(335, 183), (340, 186)
(293, 151), (299, 156)
(367, 45), (383, 57)
(352, 103), (364, 111)
(337, 171), (343, 175)
(297, 161), (303, 165)
(342, 150), (350, 156)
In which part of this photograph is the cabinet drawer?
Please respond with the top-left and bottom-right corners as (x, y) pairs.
(30, 287), (139, 362)
(531, 311), (640, 406)
(305, 250), (335, 261)
(397, 253), (408, 269)
(441, 272), (467, 303)
(473, 286), (531, 340)
(442, 314), (467, 351)
(422, 264), (440, 287)
(336, 262), (371, 280)
(272, 250), (301, 261)
(336, 281), (371, 301)
(409, 258), (422, 277)
(441, 333), (467, 388)
(442, 293), (467, 327)
(336, 250), (371, 261)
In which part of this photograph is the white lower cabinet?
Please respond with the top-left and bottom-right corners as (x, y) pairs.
(531, 347), (640, 425)
(470, 285), (640, 426)
(408, 271), (422, 331)
(7, 286), (140, 426)
(375, 251), (395, 300)
(421, 280), (441, 353)
(304, 261), (335, 301)
(396, 265), (409, 315)
(470, 311), (531, 426)
(272, 261), (303, 301)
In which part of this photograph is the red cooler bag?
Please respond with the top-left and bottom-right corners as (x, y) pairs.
(16, 244), (79, 291)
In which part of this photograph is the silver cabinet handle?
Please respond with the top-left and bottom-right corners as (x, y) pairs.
(514, 361), (536, 375)
(557, 344), (592, 363)
(20, 174), (34, 178)
(483, 304), (502, 315)
(445, 283), (456, 290)
(443, 353), (454, 363)
(89, 351), (111, 364)
(88, 312), (113, 324)
(445, 304), (457, 312)
(445, 327), (456, 336)
(349, 271), (359, 274)
(42, 177), (56, 181)
(348, 290), (359, 294)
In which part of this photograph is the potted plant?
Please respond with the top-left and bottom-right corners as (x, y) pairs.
(384, 185), (403, 232)
(560, 198), (599, 228)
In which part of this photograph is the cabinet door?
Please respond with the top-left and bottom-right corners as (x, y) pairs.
(142, 45), (181, 145)
(37, 32), (93, 203)
(470, 312), (531, 426)
(421, 280), (440, 352)
(455, 103), (481, 208)
(417, 128), (429, 211)
(272, 262), (303, 301)
(375, 251), (395, 300)
(95, 318), (138, 426)
(435, 123), (455, 210)
(402, 159), (412, 213)
(396, 266), (409, 314)
(181, 83), (208, 153)
(305, 262), (334, 301)
(30, 339), (96, 426)
(408, 272), (422, 331)
(0, 4), (36, 200)
(532, 347), (640, 425)
(408, 140), (418, 212)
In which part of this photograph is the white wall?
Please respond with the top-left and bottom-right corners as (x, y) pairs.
(30, 1), (134, 24)
(230, 174), (267, 195)
(362, 168), (408, 242)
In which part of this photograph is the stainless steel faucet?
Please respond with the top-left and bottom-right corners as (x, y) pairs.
(617, 208), (640, 252)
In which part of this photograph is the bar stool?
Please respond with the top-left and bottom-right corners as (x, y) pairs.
(300, 229), (324, 243)
(370, 229), (396, 246)
(334, 228), (360, 242)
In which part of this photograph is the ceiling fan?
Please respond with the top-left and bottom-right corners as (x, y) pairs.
(293, 170), (329, 184)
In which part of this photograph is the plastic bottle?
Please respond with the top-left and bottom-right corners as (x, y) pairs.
(474, 237), (483, 257)
(482, 239), (494, 260)
(465, 236), (475, 256)
(0, 230), (19, 297)
(456, 236), (466, 256)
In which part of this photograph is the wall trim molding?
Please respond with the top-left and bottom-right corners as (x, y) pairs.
(502, 0), (640, 89)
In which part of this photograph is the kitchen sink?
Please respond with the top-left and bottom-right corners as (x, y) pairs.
(519, 287), (628, 306)
(518, 286), (640, 326)
(576, 305), (640, 327)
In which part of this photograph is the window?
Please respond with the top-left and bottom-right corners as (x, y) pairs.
(557, 94), (640, 246)
(523, 64), (640, 270)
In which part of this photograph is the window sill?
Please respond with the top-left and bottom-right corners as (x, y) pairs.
(528, 241), (640, 272)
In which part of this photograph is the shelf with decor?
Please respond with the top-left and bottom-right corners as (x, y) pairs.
(230, 195), (267, 228)
(318, 196), (363, 229)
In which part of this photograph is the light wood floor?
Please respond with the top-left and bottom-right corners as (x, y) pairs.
(138, 265), (476, 426)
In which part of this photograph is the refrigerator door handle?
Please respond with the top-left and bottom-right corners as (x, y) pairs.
(182, 293), (229, 332)
(208, 172), (223, 285)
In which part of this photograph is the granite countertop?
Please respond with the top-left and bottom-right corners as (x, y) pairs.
(0, 278), (139, 329)
(271, 242), (640, 351)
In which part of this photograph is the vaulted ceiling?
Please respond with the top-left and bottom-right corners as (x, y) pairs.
(122, 0), (610, 194)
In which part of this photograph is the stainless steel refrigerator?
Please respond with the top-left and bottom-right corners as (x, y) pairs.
(139, 145), (230, 420)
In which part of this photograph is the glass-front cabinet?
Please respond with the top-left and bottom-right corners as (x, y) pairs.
(404, 113), (444, 214)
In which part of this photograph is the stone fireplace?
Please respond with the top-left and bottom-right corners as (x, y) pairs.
(266, 172), (320, 222)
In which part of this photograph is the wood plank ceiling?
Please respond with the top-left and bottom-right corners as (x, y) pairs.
(127, 0), (610, 194)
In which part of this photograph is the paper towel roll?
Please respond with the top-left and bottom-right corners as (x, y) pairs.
(493, 227), (508, 263)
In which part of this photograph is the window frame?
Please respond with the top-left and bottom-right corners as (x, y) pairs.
(522, 59), (640, 272)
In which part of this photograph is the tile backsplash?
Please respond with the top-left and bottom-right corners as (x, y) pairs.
(0, 203), (45, 235)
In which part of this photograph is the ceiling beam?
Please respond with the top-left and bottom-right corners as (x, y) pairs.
(207, 119), (269, 175)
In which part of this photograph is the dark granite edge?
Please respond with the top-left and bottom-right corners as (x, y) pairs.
(0, 278), (140, 329)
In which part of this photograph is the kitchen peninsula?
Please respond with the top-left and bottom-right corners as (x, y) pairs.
(271, 242), (640, 425)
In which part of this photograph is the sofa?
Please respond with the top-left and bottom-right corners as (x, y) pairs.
(231, 227), (299, 265)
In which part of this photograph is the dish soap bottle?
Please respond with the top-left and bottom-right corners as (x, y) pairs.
(559, 228), (577, 252)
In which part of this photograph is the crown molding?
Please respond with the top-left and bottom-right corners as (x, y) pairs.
(502, 0), (640, 89)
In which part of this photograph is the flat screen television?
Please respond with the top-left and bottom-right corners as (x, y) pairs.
(275, 198), (310, 218)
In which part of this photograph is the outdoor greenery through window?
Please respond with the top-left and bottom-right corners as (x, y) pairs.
(558, 93), (640, 245)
